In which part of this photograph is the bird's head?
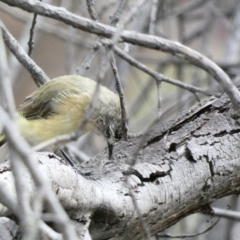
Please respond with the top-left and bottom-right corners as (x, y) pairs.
(95, 112), (123, 159)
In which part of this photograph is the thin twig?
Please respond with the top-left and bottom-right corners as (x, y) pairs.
(212, 207), (240, 221)
(0, 4), (92, 47)
(86, 0), (99, 21)
(4, 0), (239, 111)
(76, 40), (101, 75)
(34, 79), (103, 152)
(0, 27), (38, 240)
(112, 44), (218, 96)
(107, 50), (128, 140)
(0, 20), (49, 86)
(77, 0), (127, 75)
(10, 151), (39, 240)
(173, 0), (207, 17)
(85, 2), (150, 238)
(0, 107), (78, 239)
(75, 0), (102, 75)
(28, 0), (42, 56)
(0, 176), (18, 214)
(86, 0), (128, 140)
(110, 0), (127, 25)
(149, 0), (158, 35)
(110, 0), (147, 46)
(95, 51), (110, 83)
(33, 133), (77, 152)
(157, 217), (220, 239)
(209, 2), (240, 42)
(39, 221), (63, 240)
(0, 24), (15, 118)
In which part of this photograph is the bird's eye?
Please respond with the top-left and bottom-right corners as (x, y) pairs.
(106, 128), (111, 138)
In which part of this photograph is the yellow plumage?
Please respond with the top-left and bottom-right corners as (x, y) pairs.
(0, 75), (123, 152)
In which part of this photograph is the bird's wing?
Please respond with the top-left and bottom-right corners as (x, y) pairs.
(18, 79), (82, 120)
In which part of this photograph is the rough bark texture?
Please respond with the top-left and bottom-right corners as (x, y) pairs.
(80, 91), (240, 239)
(1, 92), (240, 239)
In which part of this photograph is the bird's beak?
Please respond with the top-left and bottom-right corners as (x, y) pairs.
(107, 142), (114, 159)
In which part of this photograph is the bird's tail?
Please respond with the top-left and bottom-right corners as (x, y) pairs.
(0, 134), (6, 147)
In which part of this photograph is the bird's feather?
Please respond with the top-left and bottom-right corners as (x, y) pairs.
(18, 76), (95, 120)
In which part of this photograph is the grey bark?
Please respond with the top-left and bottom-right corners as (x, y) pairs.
(0, 91), (240, 239)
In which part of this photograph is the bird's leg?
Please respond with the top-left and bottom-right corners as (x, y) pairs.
(59, 148), (83, 174)
(108, 142), (114, 160)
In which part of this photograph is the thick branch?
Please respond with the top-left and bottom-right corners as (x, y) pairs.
(0, 91), (240, 239)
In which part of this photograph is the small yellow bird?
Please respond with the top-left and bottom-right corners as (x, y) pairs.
(0, 75), (123, 158)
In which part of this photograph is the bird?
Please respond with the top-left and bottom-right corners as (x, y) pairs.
(0, 75), (124, 159)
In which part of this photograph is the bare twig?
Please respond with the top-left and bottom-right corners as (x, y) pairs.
(0, 20), (49, 86)
(0, 27), (38, 240)
(209, 2), (240, 42)
(28, 0), (42, 56)
(0, 107), (78, 239)
(149, 0), (158, 35)
(112, 44), (217, 96)
(0, 166), (19, 215)
(95, 52), (110, 83)
(110, 0), (147, 46)
(107, 50), (128, 140)
(76, 0), (103, 75)
(10, 151), (39, 240)
(212, 207), (240, 221)
(173, 0), (207, 16)
(85, 2), (150, 238)
(0, 4), (92, 47)
(0, 24), (15, 118)
(33, 80), (102, 152)
(39, 221), (63, 240)
(1, 0), (238, 111)
(76, 41), (101, 75)
(86, 0), (99, 22)
(33, 132), (77, 152)
(110, 0), (127, 25)
(77, 0), (127, 75)
(157, 218), (220, 239)
(86, 0), (128, 140)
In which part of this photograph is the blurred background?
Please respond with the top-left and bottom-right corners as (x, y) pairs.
(1, 0), (240, 239)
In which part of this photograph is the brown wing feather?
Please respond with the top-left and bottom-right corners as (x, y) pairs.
(18, 77), (86, 120)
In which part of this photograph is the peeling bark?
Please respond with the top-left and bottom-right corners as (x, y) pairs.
(1, 92), (240, 239)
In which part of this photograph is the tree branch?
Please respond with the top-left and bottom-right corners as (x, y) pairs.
(1, 90), (240, 239)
